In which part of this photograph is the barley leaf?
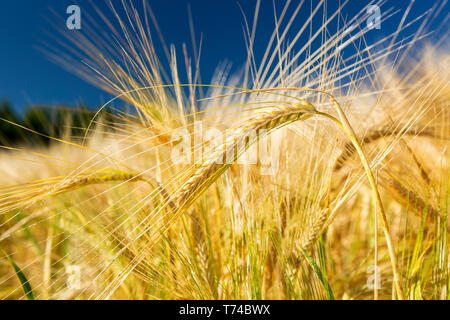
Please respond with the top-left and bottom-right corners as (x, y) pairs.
(300, 248), (334, 300)
(2, 251), (35, 300)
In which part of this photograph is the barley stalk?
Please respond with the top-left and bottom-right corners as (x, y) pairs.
(171, 101), (317, 210)
(334, 125), (436, 171)
(298, 208), (329, 252)
(167, 93), (404, 299)
(191, 212), (216, 298)
(39, 171), (143, 195)
(319, 96), (405, 299)
(0, 170), (145, 213)
(385, 177), (440, 220)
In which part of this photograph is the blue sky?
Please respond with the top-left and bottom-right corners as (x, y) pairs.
(0, 0), (448, 114)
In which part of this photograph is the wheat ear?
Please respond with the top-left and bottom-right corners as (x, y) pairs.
(191, 212), (217, 298)
(334, 125), (436, 171)
(0, 170), (144, 213)
(384, 177), (440, 220)
(168, 95), (404, 299)
(171, 102), (317, 210)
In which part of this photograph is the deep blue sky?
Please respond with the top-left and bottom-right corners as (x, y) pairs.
(0, 0), (448, 114)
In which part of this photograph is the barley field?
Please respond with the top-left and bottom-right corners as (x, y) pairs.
(0, 0), (449, 300)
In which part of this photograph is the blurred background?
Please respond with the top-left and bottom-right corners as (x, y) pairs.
(0, 0), (447, 144)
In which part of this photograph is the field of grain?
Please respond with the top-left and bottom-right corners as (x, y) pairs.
(0, 0), (449, 300)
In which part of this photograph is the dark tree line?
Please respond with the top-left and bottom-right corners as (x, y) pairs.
(0, 100), (111, 146)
